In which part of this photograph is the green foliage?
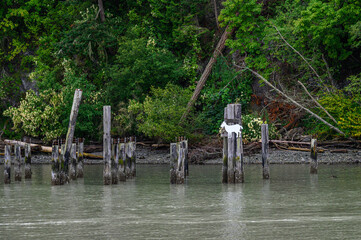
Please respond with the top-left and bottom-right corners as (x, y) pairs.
(241, 114), (278, 142)
(107, 37), (186, 104)
(197, 58), (253, 134)
(4, 90), (65, 142)
(116, 84), (193, 142)
(304, 91), (361, 139)
(345, 73), (361, 105)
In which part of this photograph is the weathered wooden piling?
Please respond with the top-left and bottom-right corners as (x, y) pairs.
(235, 132), (244, 183)
(76, 138), (84, 178)
(183, 138), (189, 176)
(14, 144), (22, 181)
(24, 143), (32, 179)
(170, 143), (177, 184)
(69, 142), (77, 180)
(59, 140), (67, 184)
(227, 132), (236, 183)
(125, 138), (132, 179)
(51, 140), (60, 185)
(103, 106), (111, 185)
(222, 104), (243, 184)
(4, 145), (11, 184)
(111, 139), (119, 184)
(130, 137), (136, 177)
(176, 141), (185, 184)
(310, 138), (318, 174)
(62, 89), (82, 184)
(261, 124), (270, 179)
(222, 135), (228, 183)
(118, 140), (126, 182)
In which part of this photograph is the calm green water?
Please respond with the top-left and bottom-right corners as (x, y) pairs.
(1, 164), (361, 239)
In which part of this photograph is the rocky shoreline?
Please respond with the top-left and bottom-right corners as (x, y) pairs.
(0, 145), (360, 165)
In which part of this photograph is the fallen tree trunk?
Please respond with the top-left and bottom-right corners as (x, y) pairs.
(4, 139), (103, 159)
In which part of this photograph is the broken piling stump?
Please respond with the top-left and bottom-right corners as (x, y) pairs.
(14, 144), (22, 181)
(4, 145), (11, 184)
(51, 140), (60, 185)
(111, 139), (118, 184)
(235, 132), (244, 183)
(118, 140), (126, 182)
(261, 124), (270, 179)
(24, 143), (32, 179)
(77, 138), (84, 178)
(69, 142), (77, 180)
(310, 139), (318, 174)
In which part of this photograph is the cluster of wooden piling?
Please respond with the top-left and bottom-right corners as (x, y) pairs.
(221, 103), (319, 183)
(222, 104), (244, 183)
(51, 138), (84, 185)
(170, 137), (188, 184)
(3, 142), (32, 184)
(103, 105), (136, 185)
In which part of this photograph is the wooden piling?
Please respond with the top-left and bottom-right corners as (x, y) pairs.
(130, 139), (136, 177)
(222, 136), (228, 183)
(184, 139), (189, 176)
(176, 141), (185, 184)
(69, 142), (77, 180)
(111, 139), (118, 184)
(125, 139), (132, 179)
(24, 143), (32, 179)
(103, 105), (111, 185)
(62, 89), (82, 184)
(51, 141), (60, 185)
(170, 143), (177, 184)
(76, 138), (84, 178)
(310, 139), (318, 174)
(261, 124), (270, 179)
(235, 132), (244, 183)
(14, 144), (22, 181)
(118, 141), (126, 181)
(227, 132), (236, 183)
(4, 145), (11, 184)
(59, 140), (67, 184)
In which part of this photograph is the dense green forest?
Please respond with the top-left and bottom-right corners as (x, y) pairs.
(0, 0), (360, 143)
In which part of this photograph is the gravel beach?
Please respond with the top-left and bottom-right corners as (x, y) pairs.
(0, 145), (360, 165)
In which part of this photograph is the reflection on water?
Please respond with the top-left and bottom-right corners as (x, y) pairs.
(1, 164), (361, 239)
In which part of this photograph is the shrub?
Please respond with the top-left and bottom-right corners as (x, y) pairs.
(241, 114), (278, 142)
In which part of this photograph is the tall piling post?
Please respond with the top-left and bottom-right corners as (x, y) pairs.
(103, 106), (111, 185)
(24, 143), (32, 179)
(310, 139), (318, 174)
(111, 138), (119, 184)
(125, 138), (132, 179)
(118, 139), (126, 182)
(69, 141), (77, 180)
(130, 137), (136, 177)
(4, 145), (11, 184)
(51, 140), (60, 185)
(261, 124), (270, 179)
(235, 132), (244, 183)
(170, 143), (177, 184)
(62, 89), (82, 184)
(14, 144), (22, 181)
(76, 138), (84, 178)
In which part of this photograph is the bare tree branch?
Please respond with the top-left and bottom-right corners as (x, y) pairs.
(297, 80), (338, 124)
(235, 65), (346, 136)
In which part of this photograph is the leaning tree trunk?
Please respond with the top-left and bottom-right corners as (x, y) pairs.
(180, 25), (234, 123)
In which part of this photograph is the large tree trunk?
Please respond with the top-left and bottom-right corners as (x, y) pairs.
(98, 0), (106, 22)
(180, 25), (233, 123)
